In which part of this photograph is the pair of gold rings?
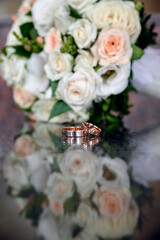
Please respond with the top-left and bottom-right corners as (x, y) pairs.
(62, 122), (101, 138)
(62, 122), (102, 148)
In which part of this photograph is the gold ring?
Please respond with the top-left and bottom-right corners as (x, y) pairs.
(81, 122), (102, 136)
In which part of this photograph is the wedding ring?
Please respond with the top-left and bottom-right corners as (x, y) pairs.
(82, 136), (101, 150)
(62, 127), (88, 138)
(62, 136), (86, 145)
(81, 122), (102, 136)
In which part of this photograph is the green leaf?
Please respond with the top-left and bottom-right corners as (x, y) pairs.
(17, 186), (36, 198)
(131, 185), (143, 198)
(20, 22), (34, 38)
(135, 2), (144, 12)
(13, 45), (31, 58)
(48, 100), (72, 121)
(49, 131), (62, 150)
(94, 65), (101, 72)
(29, 28), (38, 40)
(51, 156), (61, 173)
(51, 80), (59, 97)
(64, 189), (80, 214)
(106, 113), (120, 123)
(69, 7), (82, 19)
(26, 11), (32, 16)
(20, 22), (38, 40)
(131, 45), (144, 61)
(1, 46), (7, 56)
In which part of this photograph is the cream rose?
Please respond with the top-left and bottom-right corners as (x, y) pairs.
(56, 67), (101, 112)
(44, 50), (73, 81)
(60, 147), (100, 197)
(75, 50), (97, 71)
(68, 19), (97, 49)
(93, 187), (131, 218)
(15, 135), (37, 156)
(66, 0), (97, 14)
(96, 63), (131, 98)
(46, 172), (74, 202)
(32, 0), (73, 36)
(44, 28), (62, 54)
(91, 27), (132, 66)
(1, 55), (27, 86)
(86, 0), (141, 43)
(92, 200), (139, 239)
(98, 156), (130, 189)
(13, 86), (36, 109)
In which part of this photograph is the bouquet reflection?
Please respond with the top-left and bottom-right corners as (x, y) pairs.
(4, 122), (153, 240)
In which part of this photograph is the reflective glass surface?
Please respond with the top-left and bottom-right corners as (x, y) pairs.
(1, 16), (160, 240)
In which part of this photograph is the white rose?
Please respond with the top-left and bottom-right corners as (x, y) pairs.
(86, 0), (141, 43)
(26, 150), (51, 192)
(68, 19), (97, 49)
(32, 0), (74, 36)
(92, 200), (139, 239)
(75, 203), (98, 227)
(46, 173), (74, 202)
(56, 67), (101, 112)
(60, 147), (100, 197)
(98, 156), (130, 189)
(96, 63), (131, 99)
(75, 50), (97, 71)
(1, 55), (27, 86)
(38, 209), (60, 240)
(66, 0), (97, 14)
(32, 99), (88, 123)
(44, 50), (73, 81)
(24, 53), (49, 96)
(4, 153), (29, 194)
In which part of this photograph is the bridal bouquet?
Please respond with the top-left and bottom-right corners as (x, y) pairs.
(0, 0), (157, 125)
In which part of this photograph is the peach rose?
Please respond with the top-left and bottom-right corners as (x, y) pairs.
(13, 87), (36, 109)
(93, 187), (131, 218)
(91, 27), (132, 66)
(15, 135), (37, 156)
(44, 28), (62, 54)
(49, 196), (64, 216)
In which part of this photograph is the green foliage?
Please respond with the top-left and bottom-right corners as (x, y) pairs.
(20, 193), (48, 226)
(131, 45), (144, 61)
(51, 156), (61, 173)
(50, 80), (59, 97)
(89, 83), (136, 127)
(26, 11), (32, 16)
(60, 35), (78, 56)
(136, 7), (157, 49)
(20, 22), (38, 39)
(69, 7), (82, 19)
(135, 2), (144, 12)
(48, 100), (72, 121)
(64, 186), (80, 214)
(49, 131), (63, 150)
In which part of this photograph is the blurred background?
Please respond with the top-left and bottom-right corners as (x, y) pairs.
(0, 0), (160, 15)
